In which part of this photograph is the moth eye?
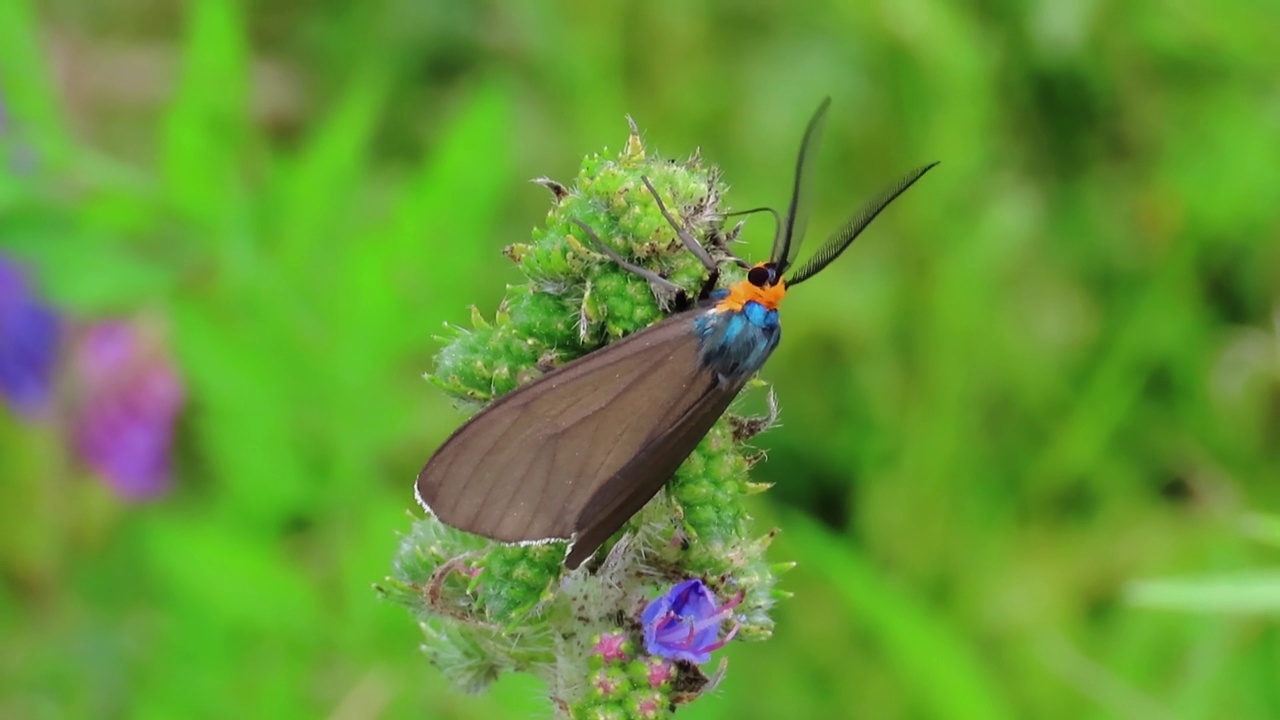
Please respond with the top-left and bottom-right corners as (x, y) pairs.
(747, 266), (771, 287)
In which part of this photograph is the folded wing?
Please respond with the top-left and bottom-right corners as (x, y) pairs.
(416, 309), (746, 567)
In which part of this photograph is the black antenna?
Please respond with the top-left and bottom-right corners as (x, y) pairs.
(786, 162), (939, 287)
(770, 98), (831, 273)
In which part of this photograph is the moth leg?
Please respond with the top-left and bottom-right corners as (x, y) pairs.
(718, 233), (753, 270)
(640, 176), (719, 275)
(723, 206), (788, 271)
(571, 219), (690, 306)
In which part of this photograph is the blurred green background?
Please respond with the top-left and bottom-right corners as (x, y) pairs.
(3, 0), (1279, 718)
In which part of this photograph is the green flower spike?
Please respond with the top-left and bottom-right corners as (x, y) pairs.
(381, 118), (789, 718)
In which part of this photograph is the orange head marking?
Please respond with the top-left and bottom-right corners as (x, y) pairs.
(716, 263), (787, 313)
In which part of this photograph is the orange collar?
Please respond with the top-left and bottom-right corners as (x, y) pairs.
(715, 275), (786, 313)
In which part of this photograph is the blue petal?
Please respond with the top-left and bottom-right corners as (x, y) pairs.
(0, 257), (61, 416)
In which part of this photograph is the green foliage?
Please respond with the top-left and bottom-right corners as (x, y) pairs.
(2, 0), (1279, 718)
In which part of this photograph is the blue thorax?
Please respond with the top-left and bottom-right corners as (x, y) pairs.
(694, 297), (781, 385)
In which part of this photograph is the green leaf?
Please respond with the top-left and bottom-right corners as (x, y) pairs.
(781, 512), (1016, 720)
(272, 66), (392, 268)
(0, 0), (71, 166)
(142, 513), (320, 633)
(169, 299), (315, 520)
(1127, 572), (1280, 615)
(160, 0), (249, 228)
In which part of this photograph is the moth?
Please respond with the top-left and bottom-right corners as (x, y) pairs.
(417, 99), (937, 568)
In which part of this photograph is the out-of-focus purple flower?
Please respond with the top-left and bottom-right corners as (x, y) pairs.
(0, 255), (62, 417)
(640, 579), (742, 664)
(71, 321), (183, 500)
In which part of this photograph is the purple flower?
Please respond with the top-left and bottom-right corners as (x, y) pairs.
(71, 321), (183, 500)
(640, 579), (742, 664)
(0, 255), (62, 417)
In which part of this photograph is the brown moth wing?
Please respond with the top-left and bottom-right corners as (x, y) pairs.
(564, 367), (741, 567)
(415, 309), (745, 567)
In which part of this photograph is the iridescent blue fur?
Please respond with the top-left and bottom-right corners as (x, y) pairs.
(694, 292), (781, 385)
